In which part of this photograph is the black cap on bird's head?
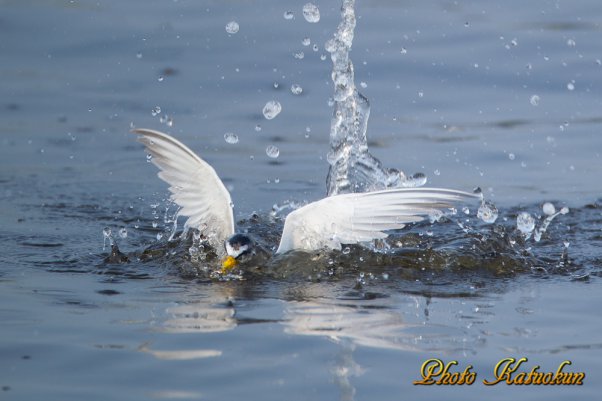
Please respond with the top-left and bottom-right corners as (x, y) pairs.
(221, 233), (253, 272)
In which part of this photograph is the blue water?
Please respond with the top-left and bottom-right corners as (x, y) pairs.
(1, 1), (601, 400)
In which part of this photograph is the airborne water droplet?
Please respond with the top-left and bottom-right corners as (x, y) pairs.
(542, 202), (556, 216)
(283, 11), (294, 20)
(302, 3), (320, 23)
(262, 100), (282, 120)
(266, 145), (280, 158)
(225, 21), (239, 34)
(517, 212), (535, 236)
(290, 84), (303, 95)
(567, 81), (575, 91)
(530, 94), (540, 106)
(477, 201), (498, 223)
(151, 106), (161, 117)
(302, 37), (311, 46)
(224, 132), (239, 144)
(119, 227), (128, 239)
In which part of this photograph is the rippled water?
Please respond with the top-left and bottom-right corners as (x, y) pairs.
(1, 0), (602, 400)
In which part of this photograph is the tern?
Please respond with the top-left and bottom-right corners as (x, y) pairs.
(133, 129), (479, 272)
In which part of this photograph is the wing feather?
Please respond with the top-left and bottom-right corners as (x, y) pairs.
(132, 129), (235, 247)
(276, 188), (479, 253)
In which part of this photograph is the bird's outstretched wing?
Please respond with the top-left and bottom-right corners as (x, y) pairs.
(132, 129), (235, 248)
(276, 188), (480, 253)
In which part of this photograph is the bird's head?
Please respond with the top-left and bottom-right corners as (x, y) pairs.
(221, 233), (253, 273)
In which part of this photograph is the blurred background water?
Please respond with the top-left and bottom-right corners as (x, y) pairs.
(1, 0), (601, 400)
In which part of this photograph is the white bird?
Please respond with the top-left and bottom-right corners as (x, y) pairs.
(133, 129), (479, 271)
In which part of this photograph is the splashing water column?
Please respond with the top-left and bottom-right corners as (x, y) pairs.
(325, 0), (421, 195)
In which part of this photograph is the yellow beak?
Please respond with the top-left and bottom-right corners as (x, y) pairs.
(221, 255), (239, 273)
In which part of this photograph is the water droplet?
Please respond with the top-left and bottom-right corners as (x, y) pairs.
(320, 54), (327, 61)
(146, 154), (153, 163)
(156, 232), (163, 241)
(290, 84), (303, 95)
(312, 44), (319, 52)
(302, 37), (311, 46)
(152, 221), (158, 228)
(517, 212), (535, 235)
(542, 202), (556, 216)
(157, 76), (164, 82)
(151, 106), (161, 116)
(225, 21), (239, 34)
(360, 81), (367, 88)
(103, 227), (112, 239)
(560, 206), (569, 215)
(342, 246), (351, 255)
(508, 153), (515, 160)
(283, 11), (294, 20)
(302, 3), (320, 23)
(400, 47), (408, 54)
(119, 227), (128, 239)
(293, 51), (305, 59)
(434, 169), (440, 176)
(462, 207), (470, 215)
(255, 124), (262, 132)
(262, 100), (282, 120)
(136, 52), (143, 59)
(266, 145), (280, 158)
(567, 38), (576, 47)
(224, 132), (239, 144)
(567, 81), (575, 91)
(477, 201), (498, 223)
(530, 94), (540, 106)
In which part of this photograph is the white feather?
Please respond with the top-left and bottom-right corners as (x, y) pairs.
(132, 129), (235, 248)
(276, 188), (480, 254)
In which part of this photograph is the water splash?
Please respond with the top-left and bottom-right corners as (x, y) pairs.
(325, 0), (423, 196)
(533, 205), (569, 242)
(102, 227), (113, 250)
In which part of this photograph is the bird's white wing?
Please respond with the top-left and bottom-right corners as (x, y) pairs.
(132, 129), (235, 247)
(276, 188), (480, 253)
